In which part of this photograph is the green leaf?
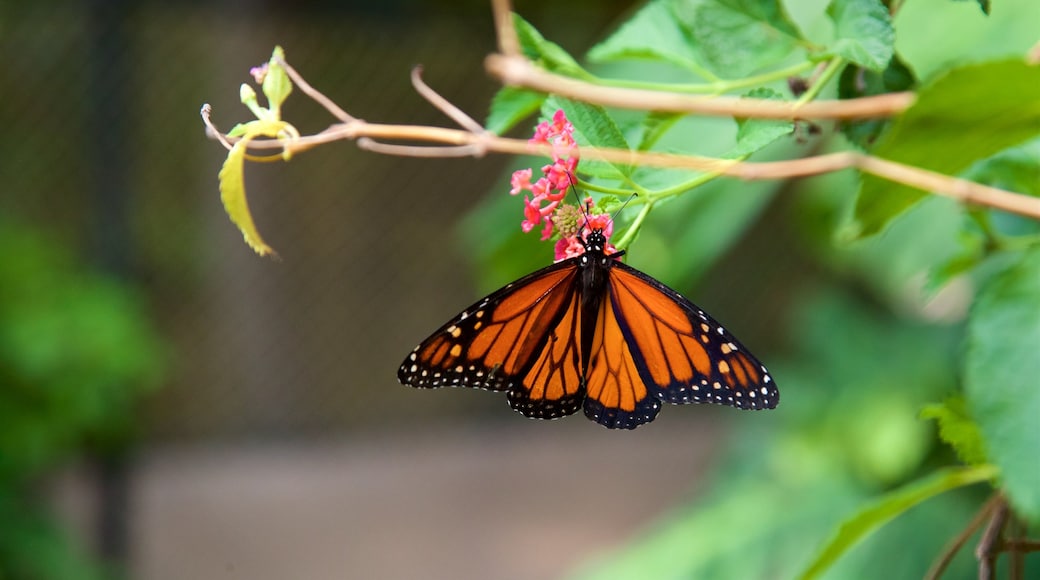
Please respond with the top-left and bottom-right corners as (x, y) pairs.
(849, 60), (1040, 239)
(965, 246), (1040, 524)
(262, 46), (292, 117)
(486, 87), (545, 135)
(797, 465), (998, 580)
(838, 53), (916, 149)
(513, 14), (590, 79)
(953, 0), (991, 14)
(920, 397), (988, 465)
(543, 97), (632, 180)
(825, 0), (894, 71)
(961, 137), (1040, 197)
(587, 0), (704, 72)
(730, 87), (795, 157)
(636, 111), (683, 151)
(924, 226), (985, 293)
(679, 0), (804, 78)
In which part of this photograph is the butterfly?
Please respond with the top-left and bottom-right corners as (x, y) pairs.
(397, 226), (778, 429)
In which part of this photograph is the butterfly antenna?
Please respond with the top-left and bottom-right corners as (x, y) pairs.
(611, 192), (638, 223)
(567, 175), (638, 231)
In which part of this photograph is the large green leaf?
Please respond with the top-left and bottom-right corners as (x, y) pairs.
(964, 246), (1040, 524)
(825, 0), (894, 72)
(587, 0), (705, 72)
(678, 0), (804, 78)
(850, 60), (1040, 239)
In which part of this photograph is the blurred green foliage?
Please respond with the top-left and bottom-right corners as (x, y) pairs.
(0, 221), (165, 579)
(462, 0), (1040, 576)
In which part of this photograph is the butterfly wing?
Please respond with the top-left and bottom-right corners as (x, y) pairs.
(583, 262), (778, 429)
(398, 259), (587, 420)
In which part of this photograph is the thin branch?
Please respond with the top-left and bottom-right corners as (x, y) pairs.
(277, 56), (355, 123)
(925, 493), (1002, 580)
(357, 137), (486, 158)
(1004, 539), (1040, 552)
(411, 66), (487, 135)
(491, 0), (520, 57)
(976, 496), (1009, 580)
(200, 104), (234, 151)
(484, 54), (916, 120)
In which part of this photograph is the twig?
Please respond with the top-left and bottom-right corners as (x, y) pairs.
(357, 137), (486, 158)
(925, 493), (1002, 580)
(277, 56), (355, 123)
(976, 496), (1009, 580)
(411, 66), (487, 135)
(200, 104), (235, 150)
(484, 54), (916, 120)
(491, 0), (520, 57)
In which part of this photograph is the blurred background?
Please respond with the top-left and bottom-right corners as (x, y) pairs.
(2, 0), (1031, 578)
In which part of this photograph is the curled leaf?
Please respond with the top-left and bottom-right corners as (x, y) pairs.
(218, 120), (295, 257)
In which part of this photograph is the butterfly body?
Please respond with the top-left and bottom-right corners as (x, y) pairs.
(398, 229), (777, 429)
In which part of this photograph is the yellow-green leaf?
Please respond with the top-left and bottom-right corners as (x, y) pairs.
(219, 136), (276, 257)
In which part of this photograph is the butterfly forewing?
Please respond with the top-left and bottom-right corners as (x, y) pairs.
(398, 260), (584, 405)
(505, 287), (586, 419)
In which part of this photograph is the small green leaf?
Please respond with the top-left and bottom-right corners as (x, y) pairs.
(513, 14), (590, 79)
(262, 46), (292, 117)
(679, 0), (804, 78)
(920, 397), (988, 465)
(838, 54), (916, 149)
(486, 87), (545, 135)
(849, 60), (1040, 239)
(543, 97), (632, 180)
(826, 0), (894, 71)
(797, 465), (998, 580)
(587, 0), (705, 72)
(730, 87), (795, 157)
(965, 246), (1040, 524)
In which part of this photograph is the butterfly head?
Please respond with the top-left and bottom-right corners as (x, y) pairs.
(582, 228), (608, 254)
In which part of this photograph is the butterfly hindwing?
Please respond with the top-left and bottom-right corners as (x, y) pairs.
(399, 259), (587, 419)
(583, 290), (663, 429)
(604, 262), (778, 411)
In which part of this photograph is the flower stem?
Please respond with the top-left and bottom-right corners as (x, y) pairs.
(796, 57), (845, 106)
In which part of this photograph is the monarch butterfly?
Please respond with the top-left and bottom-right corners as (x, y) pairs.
(397, 222), (778, 429)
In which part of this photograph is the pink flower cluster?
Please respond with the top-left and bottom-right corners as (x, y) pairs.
(510, 110), (578, 240)
(510, 110), (617, 262)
